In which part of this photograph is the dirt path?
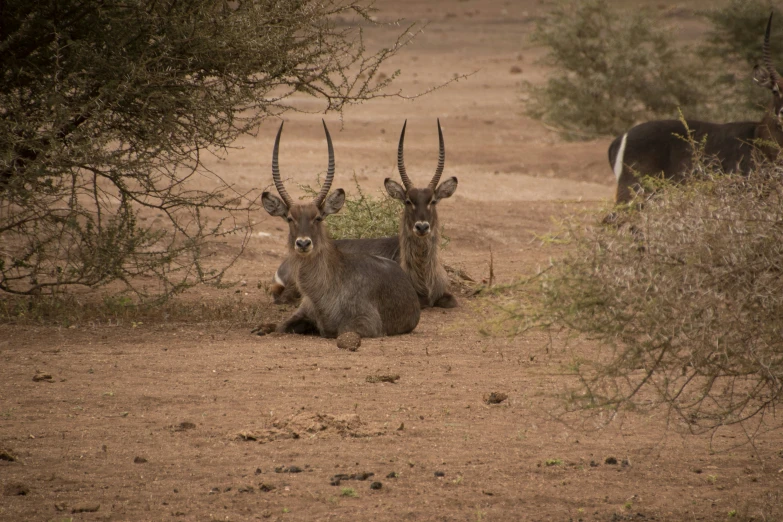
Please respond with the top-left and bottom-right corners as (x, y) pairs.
(2, 1), (781, 521)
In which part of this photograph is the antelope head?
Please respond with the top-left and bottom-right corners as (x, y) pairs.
(384, 119), (458, 238)
(262, 120), (345, 257)
(753, 13), (783, 126)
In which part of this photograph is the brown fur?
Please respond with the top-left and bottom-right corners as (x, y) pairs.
(388, 183), (458, 308)
(272, 120), (459, 309)
(260, 121), (420, 338)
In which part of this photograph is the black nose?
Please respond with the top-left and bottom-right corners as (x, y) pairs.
(295, 238), (312, 249)
(414, 222), (430, 233)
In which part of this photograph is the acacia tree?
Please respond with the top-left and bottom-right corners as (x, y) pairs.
(0, 0), (412, 297)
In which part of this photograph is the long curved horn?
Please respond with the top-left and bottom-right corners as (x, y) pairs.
(313, 119), (335, 207)
(397, 120), (413, 190)
(272, 121), (294, 208)
(428, 118), (446, 190)
(763, 12), (780, 84)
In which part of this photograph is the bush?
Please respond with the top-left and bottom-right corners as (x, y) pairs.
(524, 0), (708, 139)
(0, 0), (413, 300)
(492, 157), (783, 437)
(700, 0), (783, 122)
(300, 175), (400, 240)
(525, 0), (783, 138)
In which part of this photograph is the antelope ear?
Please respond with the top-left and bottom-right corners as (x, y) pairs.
(321, 188), (345, 216)
(262, 192), (288, 218)
(753, 65), (775, 90)
(384, 178), (406, 201)
(434, 177), (458, 201)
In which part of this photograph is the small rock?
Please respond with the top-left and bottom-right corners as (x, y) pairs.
(386, 472), (399, 479)
(133, 456), (148, 464)
(172, 421), (196, 432)
(509, 65), (523, 74)
(255, 468), (263, 475)
(434, 471), (445, 477)
(605, 457), (618, 465)
(370, 481), (382, 490)
(259, 483), (275, 492)
(483, 392), (508, 404)
(337, 332), (361, 351)
(54, 503), (67, 512)
(71, 504), (100, 513)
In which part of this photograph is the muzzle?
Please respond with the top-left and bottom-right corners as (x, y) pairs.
(414, 221), (431, 236)
(295, 237), (313, 253)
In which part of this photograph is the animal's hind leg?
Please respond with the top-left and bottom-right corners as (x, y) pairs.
(338, 310), (383, 339)
(434, 292), (457, 308)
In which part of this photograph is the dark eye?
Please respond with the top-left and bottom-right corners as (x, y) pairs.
(404, 199), (412, 206)
(286, 217), (293, 223)
(430, 199), (437, 206)
(315, 216), (323, 222)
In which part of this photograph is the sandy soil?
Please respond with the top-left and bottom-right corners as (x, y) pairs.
(2, 1), (782, 521)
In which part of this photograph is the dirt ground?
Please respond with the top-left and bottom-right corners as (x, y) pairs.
(2, 1), (782, 521)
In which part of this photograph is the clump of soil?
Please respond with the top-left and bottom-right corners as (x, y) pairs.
(366, 374), (400, 384)
(3, 483), (29, 496)
(336, 332), (361, 351)
(274, 465), (304, 473)
(330, 472), (375, 486)
(483, 392), (508, 404)
(32, 372), (53, 382)
(170, 421), (196, 432)
(0, 449), (17, 462)
(251, 323), (277, 336)
(238, 412), (385, 443)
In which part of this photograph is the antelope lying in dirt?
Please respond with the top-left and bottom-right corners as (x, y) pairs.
(609, 13), (783, 204)
(260, 121), (420, 338)
(271, 120), (458, 309)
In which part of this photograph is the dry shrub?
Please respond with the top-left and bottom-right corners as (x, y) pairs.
(493, 159), (783, 439)
(525, 0), (783, 138)
(300, 174), (401, 240)
(700, 0), (783, 122)
(0, 0), (418, 300)
(524, 0), (707, 139)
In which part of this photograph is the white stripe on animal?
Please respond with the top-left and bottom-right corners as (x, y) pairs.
(613, 132), (627, 182)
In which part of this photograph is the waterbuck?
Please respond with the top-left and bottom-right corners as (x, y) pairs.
(260, 121), (420, 338)
(609, 13), (783, 204)
(383, 119), (458, 308)
(271, 120), (458, 309)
